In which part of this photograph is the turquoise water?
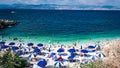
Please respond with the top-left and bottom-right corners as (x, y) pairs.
(0, 9), (120, 44)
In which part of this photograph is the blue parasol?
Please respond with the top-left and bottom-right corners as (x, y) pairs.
(37, 59), (47, 67)
(37, 43), (43, 47)
(57, 48), (64, 53)
(51, 52), (56, 55)
(81, 49), (88, 53)
(68, 55), (75, 60)
(9, 42), (15, 45)
(68, 48), (76, 53)
(0, 41), (5, 45)
(88, 45), (95, 49)
(1, 45), (9, 49)
(68, 53), (76, 59)
(33, 48), (40, 53)
(12, 46), (19, 51)
(28, 43), (33, 46)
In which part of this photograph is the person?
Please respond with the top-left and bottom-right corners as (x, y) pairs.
(80, 52), (83, 56)
(13, 37), (18, 40)
(18, 38), (21, 42)
(31, 58), (37, 62)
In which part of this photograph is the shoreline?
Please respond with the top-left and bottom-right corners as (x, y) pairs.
(1, 35), (120, 46)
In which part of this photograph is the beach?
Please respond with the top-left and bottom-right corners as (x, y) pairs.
(0, 36), (120, 68)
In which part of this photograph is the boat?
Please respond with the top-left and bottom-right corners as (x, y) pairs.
(11, 11), (15, 13)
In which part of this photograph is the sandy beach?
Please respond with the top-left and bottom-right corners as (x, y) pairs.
(1, 36), (120, 68)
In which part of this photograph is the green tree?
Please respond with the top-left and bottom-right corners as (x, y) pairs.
(0, 50), (27, 68)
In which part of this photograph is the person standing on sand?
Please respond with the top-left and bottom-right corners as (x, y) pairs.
(18, 38), (21, 42)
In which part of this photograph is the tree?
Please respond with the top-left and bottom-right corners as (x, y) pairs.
(0, 50), (27, 68)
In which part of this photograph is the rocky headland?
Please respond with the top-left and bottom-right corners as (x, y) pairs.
(0, 19), (19, 29)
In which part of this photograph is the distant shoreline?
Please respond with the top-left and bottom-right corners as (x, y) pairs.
(0, 8), (120, 11)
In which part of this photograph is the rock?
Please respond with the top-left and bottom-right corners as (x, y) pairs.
(102, 39), (120, 68)
(13, 38), (18, 40)
(0, 19), (19, 29)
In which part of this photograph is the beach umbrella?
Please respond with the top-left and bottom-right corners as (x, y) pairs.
(17, 42), (24, 48)
(27, 43), (33, 46)
(37, 59), (47, 67)
(9, 42), (15, 45)
(88, 45), (95, 49)
(95, 44), (101, 49)
(37, 43), (43, 47)
(68, 53), (76, 59)
(54, 61), (64, 67)
(51, 52), (56, 55)
(28, 53), (35, 60)
(57, 48), (64, 53)
(23, 48), (29, 53)
(81, 49), (88, 53)
(70, 53), (76, 57)
(56, 56), (64, 61)
(68, 48), (76, 53)
(68, 55), (75, 60)
(33, 48), (40, 53)
(0, 41), (5, 45)
(12, 46), (19, 51)
(52, 54), (59, 60)
(89, 55), (98, 61)
(1, 45), (9, 49)
(96, 52), (105, 58)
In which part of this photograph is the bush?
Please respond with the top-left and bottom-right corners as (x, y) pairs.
(0, 50), (27, 68)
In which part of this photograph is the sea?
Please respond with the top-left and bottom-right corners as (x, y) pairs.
(0, 9), (120, 44)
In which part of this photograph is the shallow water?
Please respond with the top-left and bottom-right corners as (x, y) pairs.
(0, 9), (120, 44)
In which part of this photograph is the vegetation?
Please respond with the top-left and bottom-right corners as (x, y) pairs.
(80, 40), (120, 68)
(0, 50), (27, 68)
(79, 60), (105, 68)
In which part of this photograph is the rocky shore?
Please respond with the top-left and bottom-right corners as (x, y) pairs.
(0, 19), (19, 29)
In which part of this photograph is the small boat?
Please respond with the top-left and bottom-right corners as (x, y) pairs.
(11, 11), (16, 14)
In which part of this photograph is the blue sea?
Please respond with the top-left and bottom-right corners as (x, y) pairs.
(0, 9), (120, 44)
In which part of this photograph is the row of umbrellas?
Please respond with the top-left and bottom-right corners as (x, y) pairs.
(0, 41), (43, 47)
(0, 41), (100, 49)
(29, 51), (105, 68)
(0, 41), (103, 68)
(32, 59), (64, 68)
